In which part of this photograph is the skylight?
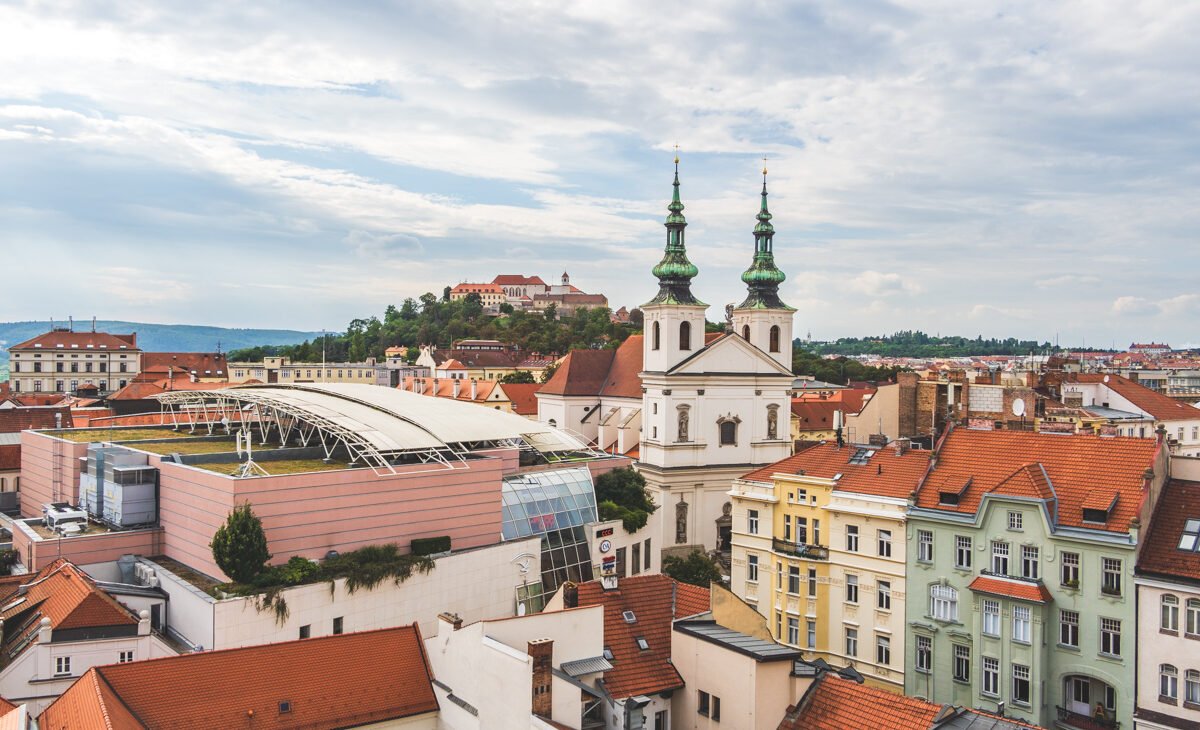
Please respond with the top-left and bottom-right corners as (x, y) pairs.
(1179, 519), (1200, 552)
(622, 610), (637, 624)
(635, 637), (649, 651)
(603, 647), (614, 661)
(848, 448), (875, 465)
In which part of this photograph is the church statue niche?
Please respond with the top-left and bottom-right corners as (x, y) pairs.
(677, 405), (690, 442)
(675, 496), (689, 544)
(767, 404), (780, 440)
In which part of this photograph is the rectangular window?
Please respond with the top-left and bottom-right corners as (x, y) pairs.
(788, 566), (800, 595)
(1062, 551), (1080, 587)
(877, 529), (892, 558)
(632, 542), (641, 575)
(806, 620), (816, 649)
(1008, 511), (1023, 530)
(982, 657), (1000, 696)
(877, 580), (891, 610)
(333, 616), (344, 635)
(1100, 617), (1121, 657)
(845, 627), (858, 657)
(955, 535), (972, 569)
(1021, 545), (1039, 580)
(55, 656), (71, 675)
(1188, 598), (1200, 635)
(119, 650), (134, 663)
(747, 554), (759, 583)
(1060, 610), (1079, 647)
(808, 568), (818, 597)
(845, 574), (859, 604)
(645, 538), (652, 570)
(299, 625), (311, 639)
(655, 710), (668, 730)
(1013, 664), (1031, 705)
(748, 509), (759, 535)
(846, 525), (860, 552)
(1162, 595), (1179, 632)
(930, 584), (958, 621)
(917, 530), (933, 562)
(796, 517), (808, 544)
(776, 562), (783, 591)
(1187, 670), (1200, 704)
(787, 616), (799, 645)
(712, 696), (720, 722)
(877, 635), (891, 665)
(1101, 557), (1122, 596)
(953, 644), (970, 682)
(698, 690), (710, 717)
(915, 635), (931, 673)
(775, 612), (782, 640)
(991, 541), (1010, 575)
(982, 599), (1000, 636)
(1013, 605), (1032, 643)
(784, 517), (791, 542)
(812, 519), (821, 546)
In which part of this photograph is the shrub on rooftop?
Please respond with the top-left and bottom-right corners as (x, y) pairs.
(210, 502), (271, 584)
(662, 550), (724, 588)
(595, 468), (657, 533)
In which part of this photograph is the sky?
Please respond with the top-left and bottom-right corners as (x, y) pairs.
(1, 1), (1198, 347)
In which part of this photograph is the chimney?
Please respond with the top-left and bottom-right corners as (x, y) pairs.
(432, 378), (439, 395)
(528, 639), (554, 719)
(138, 609), (151, 636)
(471, 379), (478, 400)
(437, 611), (463, 631)
(453, 378), (461, 398)
(894, 438), (910, 456)
(68, 315), (74, 332)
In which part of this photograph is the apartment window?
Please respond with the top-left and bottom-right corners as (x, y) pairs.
(845, 627), (858, 657)
(776, 563), (783, 591)
(1162, 594), (1180, 632)
(982, 599), (1000, 636)
(118, 651), (134, 663)
(32, 362), (41, 373)
(806, 620), (816, 649)
(845, 574), (859, 604)
(1021, 545), (1039, 580)
(788, 566), (801, 595)
(1012, 605), (1032, 643)
(299, 625), (311, 639)
(812, 519), (821, 546)
(1182, 519), (1200, 551)
(632, 543), (641, 575)
(1187, 669), (1200, 704)
(1008, 511), (1023, 530)
(1060, 609), (1079, 647)
(930, 584), (958, 621)
(712, 696), (720, 721)
(1101, 557), (1122, 596)
(876, 635), (891, 665)
(655, 710), (668, 730)
(953, 645), (970, 682)
(1161, 664), (1179, 701)
(55, 656), (71, 676)
(1188, 598), (1200, 635)
(991, 541), (1010, 575)
(1100, 617), (1122, 656)
(877, 529), (892, 558)
(787, 616), (799, 645)
(955, 535), (972, 569)
(795, 517), (807, 544)
(70, 362), (78, 372)
(784, 516), (791, 542)
(747, 554), (759, 583)
(698, 692), (720, 720)
(55, 380), (64, 391)
(33, 380), (42, 392)
(877, 580), (891, 610)
(698, 690), (710, 716)
(645, 538), (652, 571)
(1061, 551), (1080, 587)
(332, 617), (344, 635)
(917, 530), (933, 562)
(748, 509), (759, 535)
(775, 612), (782, 639)
(915, 636), (932, 673)
(982, 656), (1000, 697)
(1012, 664), (1031, 705)
(808, 568), (818, 597)
(846, 525), (859, 552)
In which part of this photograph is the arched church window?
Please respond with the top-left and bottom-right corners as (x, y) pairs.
(742, 325), (750, 341)
(679, 321), (691, 351)
(769, 325), (781, 353)
(652, 321), (661, 350)
(719, 420), (737, 445)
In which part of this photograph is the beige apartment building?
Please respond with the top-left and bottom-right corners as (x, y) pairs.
(7, 329), (142, 395)
(226, 356), (379, 384)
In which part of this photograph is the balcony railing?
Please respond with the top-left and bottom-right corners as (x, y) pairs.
(1056, 706), (1119, 730)
(772, 538), (829, 560)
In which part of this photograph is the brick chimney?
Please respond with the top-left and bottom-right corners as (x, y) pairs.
(529, 639), (554, 719)
(437, 611), (463, 631)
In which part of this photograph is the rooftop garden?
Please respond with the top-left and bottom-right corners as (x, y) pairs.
(192, 458), (350, 476)
(45, 427), (197, 443)
(132, 439), (238, 455)
(595, 467), (658, 533)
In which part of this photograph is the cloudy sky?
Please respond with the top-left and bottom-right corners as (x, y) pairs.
(2, 1), (1197, 346)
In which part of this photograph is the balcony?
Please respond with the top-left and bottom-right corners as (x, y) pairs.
(1056, 706), (1119, 730)
(772, 538), (829, 560)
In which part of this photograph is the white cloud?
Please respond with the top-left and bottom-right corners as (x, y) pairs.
(849, 270), (922, 297)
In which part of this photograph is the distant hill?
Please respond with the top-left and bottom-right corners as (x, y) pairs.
(0, 320), (324, 380)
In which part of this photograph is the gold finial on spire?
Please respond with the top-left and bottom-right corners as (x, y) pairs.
(673, 142), (680, 165)
(762, 156), (768, 177)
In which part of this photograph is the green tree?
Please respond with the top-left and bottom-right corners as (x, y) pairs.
(540, 362), (559, 384)
(211, 503), (271, 583)
(500, 370), (536, 384)
(595, 468), (657, 533)
(662, 550), (724, 587)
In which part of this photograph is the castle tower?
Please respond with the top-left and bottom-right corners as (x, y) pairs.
(731, 165), (794, 370)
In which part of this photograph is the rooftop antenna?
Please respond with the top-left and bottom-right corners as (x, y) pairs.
(234, 426), (268, 478)
(91, 316), (96, 333)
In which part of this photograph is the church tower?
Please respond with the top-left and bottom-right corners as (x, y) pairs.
(642, 156), (707, 374)
(731, 166), (794, 371)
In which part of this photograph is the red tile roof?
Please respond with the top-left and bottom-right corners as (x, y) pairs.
(1066, 373), (1197, 422)
(989, 464), (1056, 502)
(39, 625), (438, 730)
(493, 274), (547, 286)
(135, 352), (226, 381)
(450, 282), (504, 295)
(0, 406), (72, 433)
(741, 441), (930, 500)
(10, 331), (138, 351)
(0, 446), (18, 472)
(539, 349), (617, 397)
(777, 673), (941, 730)
(916, 429), (1158, 533)
(1138, 479), (1200, 582)
(501, 383), (543, 416)
(790, 400), (840, 432)
(574, 574), (709, 699)
(968, 575), (1053, 603)
(399, 376), (500, 404)
(599, 336), (644, 399)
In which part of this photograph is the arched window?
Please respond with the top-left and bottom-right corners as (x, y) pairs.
(679, 321), (691, 351)
(720, 420), (737, 445)
(1189, 598), (1200, 635)
(1161, 664), (1179, 700)
(652, 321), (660, 351)
(769, 325), (781, 353)
(929, 584), (958, 621)
(741, 325), (750, 341)
(1162, 594), (1180, 631)
(1187, 669), (1200, 704)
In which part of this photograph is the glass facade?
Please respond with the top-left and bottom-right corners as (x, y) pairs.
(501, 466), (598, 603)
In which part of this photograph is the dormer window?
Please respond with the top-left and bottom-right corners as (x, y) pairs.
(1083, 508), (1109, 523)
(938, 478), (971, 506)
(1179, 519), (1200, 552)
(1082, 494), (1118, 524)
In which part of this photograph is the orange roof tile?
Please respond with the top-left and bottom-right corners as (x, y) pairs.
(741, 442), (930, 500)
(10, 331), (138, 351)
(539, 350), (616, 397)
(989, 464), (1056, 502)
(1066, 373), (1196, 421)
(916, 429), (1157, 533)
(501, 382), (543, 416)
(599, 336), (644, 399)
(39, 625), (437, 730)
(777, 673), (941, 730)
(1138, 479), (1200, 582)
(575, 574), (709, 699)
(493, 274), (547, 286)
(967, 575), (1053, 603)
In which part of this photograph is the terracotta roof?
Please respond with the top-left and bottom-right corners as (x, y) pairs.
(1138, 479), (1200, 582)
(0, 446), (17, 472)
(135, 352), (226, 381)
(1066, 373), (1196, 421)
(599, 336), (644, 399)
(501, 383), (542, 416)
(988, 464), (1056, 502)
(794, 388), (875, 414)
(790, 400), (840, 432)
(435, 349), (526, 369)
(39, 625), (437, 730)
(967, 575), (1053, 603)
(539, 350), (616, 397)
(493, 274), (547, 286)
(399, 376), (500, 404)
(777, 672), (941, 730)
(741, 441), (930, 500)
(10, 331), (138, 351)
(574, 574), (709, 699)
(450, 282), (504, 294)
(915, 429), (1157, 533)
(0, 406), (72, 433)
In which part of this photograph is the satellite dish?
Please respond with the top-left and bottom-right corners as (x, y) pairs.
(1012, 399), (1026, 417)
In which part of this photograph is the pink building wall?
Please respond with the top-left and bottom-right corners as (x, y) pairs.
(11, 521), (161, 571)
(19, 431), (88, 517)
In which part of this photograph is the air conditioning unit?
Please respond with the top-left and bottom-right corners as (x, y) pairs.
(146, 576), (160, 588)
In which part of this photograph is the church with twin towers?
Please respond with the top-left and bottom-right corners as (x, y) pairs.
(536, 157), (795, 555)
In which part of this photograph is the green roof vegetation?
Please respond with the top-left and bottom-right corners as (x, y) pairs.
(132, 439), (239, 455)
(193, 459), (350, 476)
(45, 427), (196, 443)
